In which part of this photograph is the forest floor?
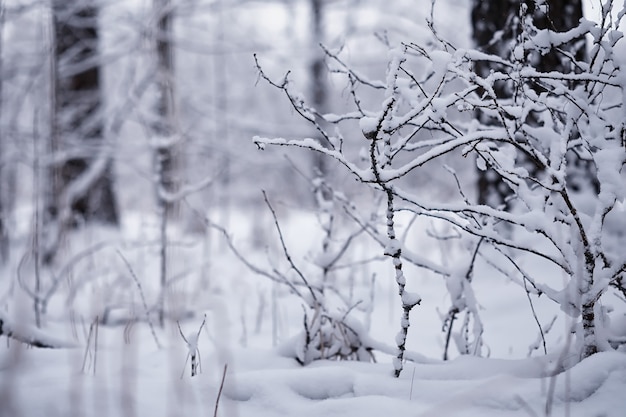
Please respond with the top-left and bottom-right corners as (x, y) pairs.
(1, 325), (625, 417)
(1, 212), (626, 417)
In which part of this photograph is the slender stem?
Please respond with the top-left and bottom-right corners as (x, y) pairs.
(213, 364), (228, 417)
(117, 250), (162, 349)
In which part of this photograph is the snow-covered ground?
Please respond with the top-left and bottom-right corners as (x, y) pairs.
(2, 325), (625, 416)
(1, 210), (625, 417)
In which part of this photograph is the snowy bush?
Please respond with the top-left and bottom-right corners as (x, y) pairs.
(215, 186), (376, 366)
(254, 3), (626, 376)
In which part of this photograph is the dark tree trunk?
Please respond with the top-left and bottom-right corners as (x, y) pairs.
(0, 192), (5, 264)
(0, 180), (6, 264)
(153, 0), (179, 327)
(472, 0), (519, 207)
(0, 3), (9, 265)
(471, 0), (589, 207)
(154, 0), (179, 220)
(309, 0), (331, 180)
(472, 1), (585, 77)
(0, 3), (8, 263)
(48, 1), (118, 254)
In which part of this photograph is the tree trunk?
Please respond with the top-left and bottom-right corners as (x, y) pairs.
(47, 1), (118, 261)
(581, 301), (598, 358)
(154, 0), (179, 219)
(0, 175), (6, 264)
(215, 0), (230, 229)
(0, 1), (6, 264)
(309, 0), (331, 182)
(153, 0), (178, 327)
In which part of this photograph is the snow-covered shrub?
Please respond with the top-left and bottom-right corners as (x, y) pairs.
(254, 3), (626, 375)
(290, 302), (374, 365)
(293, 178), (376, 364)
(215, 185), (376, 366)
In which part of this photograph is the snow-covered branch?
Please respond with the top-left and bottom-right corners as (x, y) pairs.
(254, 2), (626, 369)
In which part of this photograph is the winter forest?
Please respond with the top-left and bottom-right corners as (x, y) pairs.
(0, 0), (626, 415)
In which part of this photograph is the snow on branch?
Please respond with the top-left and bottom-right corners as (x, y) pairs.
(0, 311), (76, 349)
(254, 2), (626, 368)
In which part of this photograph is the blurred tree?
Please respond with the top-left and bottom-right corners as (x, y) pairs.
(471, 0), (587, 207)
(152, 0), (178, 327)
(46, 0), (118, 261)
(0, 0), (7, 264)
(309, 0), (331, 178)
(153, 0), (179, 220)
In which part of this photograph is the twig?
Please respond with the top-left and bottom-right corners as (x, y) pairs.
(208, 220), (305, 299)
(514, 395), (539, 417)
(116, 250), (162, 349)
(81, 320), (95, 373)
(442, 309), (458, 361)
(262, 191), (320, 305)
(177, 320), (189, 344)
(492, 246), (546, 354)
(213, 364), (228, 417)
(93, 317), (99, 376)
